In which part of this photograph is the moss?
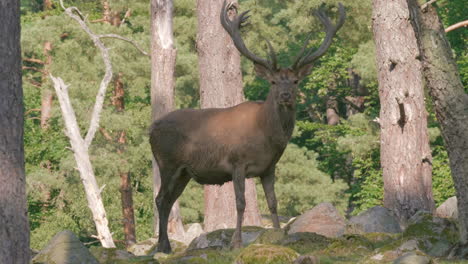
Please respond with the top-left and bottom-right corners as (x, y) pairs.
(162, 248), (237, 264)
(324, 235), (374, 256)
(204, 226), (265, 242)
(89, 247), (159, 264)
(403, 213), (459, 243)
(361, 232), (400, 248)
(281, 232), (331, 254)
(255, 228), (286, 244)
(236, 244), (299, 264)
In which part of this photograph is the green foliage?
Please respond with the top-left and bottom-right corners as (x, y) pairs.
(257, 144), (349, 216)
(22, 0), (464, 251)
(432, 147), (456, 206)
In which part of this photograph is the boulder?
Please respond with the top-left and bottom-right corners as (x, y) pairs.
(184, 223), (204, 245)
(128, 237), (186, 256)
(128, 237), (158, 256)
(435, 196), (458, 219)
(236, 244), (300, 264)
(187, 226), (265, 251)
(288, 202), (346, 238)
(392, 251), (432, 264)
(254, 228), (286, 245)
(89, 247), (158, 264)
(404, 211), (458, 243)
(32, 230), (99, 264)
(347, 206), (401, 234)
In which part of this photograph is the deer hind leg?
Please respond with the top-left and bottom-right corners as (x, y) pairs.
(156, 165), (189, 253)
(261, 169), (280, 228)
(231, 166), (246, 249)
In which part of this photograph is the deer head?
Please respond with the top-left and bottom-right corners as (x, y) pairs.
(221, 1), (346, 108)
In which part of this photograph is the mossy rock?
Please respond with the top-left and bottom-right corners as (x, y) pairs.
(403, 212), (458, 244)
(362, 232), (400, 248)
(254, 228), (286, 245)
(236, 244), (299, 264)
(32, 230), (99, 264)
(323, 234), (374, 256)
(188, 226), (265, 250)
(129, 238), (187, 256)
(162, 248), (237, 264)
(280, 232), (331, 254)
(89, 247), (159, 264)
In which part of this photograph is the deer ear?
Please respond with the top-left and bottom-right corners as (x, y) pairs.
(296, 64), (313, 80)
(254, 63), (272, 81)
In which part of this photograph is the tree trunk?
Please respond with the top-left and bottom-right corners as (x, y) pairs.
(112, 74), (136, 247)
(119, 170), (136, 246)
(372, 0), (434, 224)
(408, 0), (468, 244)
(150, 0), (185, 241)
(41, 89), (54, 130)
(196, 0), (262, 232)
(326, 96), (340, 125)
(0, 0), (30, 262)
(51, 76), (116, 248)
(43, 0), (53, 10)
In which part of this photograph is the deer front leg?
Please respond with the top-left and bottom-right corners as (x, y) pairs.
(261, 168), (280, 228)
(231, 166), (246, 249)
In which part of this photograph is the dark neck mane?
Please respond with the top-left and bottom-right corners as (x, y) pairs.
(262, 91), (296, 147)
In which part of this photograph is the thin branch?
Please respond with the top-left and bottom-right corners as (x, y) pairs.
(23, 58), (46, 64)
(445, 20), (468, 33)
(59, 0), (113, 149)
(98, 34), (149, 56)
(22, 66), (46, 74)
(120, 9), (131, 27)
(24, 108), (41, 116)
(58, 0), (149, 148)
(99, 127), (114, 141)
(421, 0), (438, 11)
(26, 79), (42, 88)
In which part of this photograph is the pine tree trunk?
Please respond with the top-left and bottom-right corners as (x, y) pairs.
(408, 0), (468, 244)
(0, 0), (30, 262)
(112, 74), (136, 247)
(40, 89), (53, 130)
(372, 0), (434, 224)
(196, 0), (262, 232)
(150, 0), (185, 241)
(120, 170), (136, 246)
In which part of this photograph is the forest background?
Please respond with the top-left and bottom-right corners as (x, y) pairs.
(20, 0), (466, 250)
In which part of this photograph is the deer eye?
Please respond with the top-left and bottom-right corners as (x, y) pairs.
(293, 80), (299, 84)
(271, 81), (276, 85)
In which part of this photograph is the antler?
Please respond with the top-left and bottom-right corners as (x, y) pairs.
(220, 0), (278, 71)
(292, 3), (346, 70)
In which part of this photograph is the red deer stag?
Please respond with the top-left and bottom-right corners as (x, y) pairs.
(150, 1), (345, 253)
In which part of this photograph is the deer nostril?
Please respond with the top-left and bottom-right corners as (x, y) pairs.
(280, 93), (291, 100)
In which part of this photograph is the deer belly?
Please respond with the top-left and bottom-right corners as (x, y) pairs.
(189, 168), (232, 185)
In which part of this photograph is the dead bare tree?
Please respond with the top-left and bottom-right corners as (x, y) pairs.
(149, 1), (345, 253)
(49, 0), (149, 248)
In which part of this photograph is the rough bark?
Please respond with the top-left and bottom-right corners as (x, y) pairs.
(326, 96), (340, 125)
(112, 74), (136, 247)
(150, 0), (185, 240)
(0, 0), (31, 262)
(51, 76), (116, 248)
(40, 42), (54, 130)
(408, 0), (468, 244)
(119, 170), (136, 246)
(196, 0), (262, 232)
(372, 0), (434, 224)
(40, 89), (54, 130)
